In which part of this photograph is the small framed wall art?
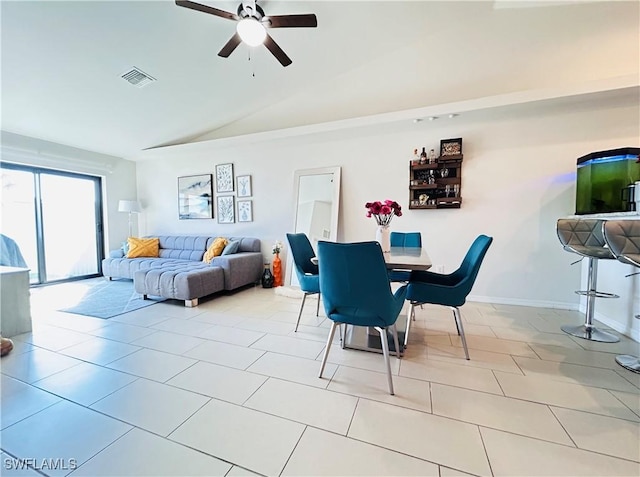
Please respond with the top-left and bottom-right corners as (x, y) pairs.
(215, 163), (234, 193)
(236, 175), (252, 197)
(237, 200), (253, 222)
(440, 138), (463, 157)
(178, 174), (213, 219)
(217, 195), (235, 224)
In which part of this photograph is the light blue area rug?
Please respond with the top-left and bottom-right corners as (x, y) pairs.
(58, 279), (165, 319)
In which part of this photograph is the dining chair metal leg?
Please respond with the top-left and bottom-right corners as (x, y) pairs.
(319, 321), (339, 378)
(452, 307), (470, 360)
(375, 326), (394, 395)
(391, 323), (402, 358)
(295, 293), (309, 332)
(405, 303), (415, 348)
(316, 292), (320, 316)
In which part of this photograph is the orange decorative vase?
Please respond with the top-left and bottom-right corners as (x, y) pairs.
(272, 253), (283, 287)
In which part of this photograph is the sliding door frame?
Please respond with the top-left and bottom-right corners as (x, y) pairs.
(1, 161), (105, 285)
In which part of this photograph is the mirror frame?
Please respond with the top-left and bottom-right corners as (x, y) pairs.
(286, 166), (341, 286)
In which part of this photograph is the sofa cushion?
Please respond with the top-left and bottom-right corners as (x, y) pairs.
(134, 264), (225, 301)
(208, 237), (261, 253)
(103, 257), (191, 280)
(156, 235), (210, 261)
(221, 240), (240, 255)
(127, 237), (159, 258)
(204, 237), (228, 263)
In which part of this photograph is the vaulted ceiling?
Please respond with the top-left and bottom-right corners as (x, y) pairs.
(1, 1), (638, 160)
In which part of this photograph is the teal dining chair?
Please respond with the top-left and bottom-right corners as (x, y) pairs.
(286, 233), (320, 332)
(317, 241), (407, 395)
(406, 235), (493, 359)
(390, 231), (422, 248)
(388, 232), (422, 282)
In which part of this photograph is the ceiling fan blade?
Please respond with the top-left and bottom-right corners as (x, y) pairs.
(264, 33), (292, 67)
(218, 32), (242, 58)
(264, 14), (317, 28)
(175, 0), (239, 21)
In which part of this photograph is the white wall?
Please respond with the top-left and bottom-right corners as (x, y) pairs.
(0, 131), (137, 253)
(135, 97), (638, 332)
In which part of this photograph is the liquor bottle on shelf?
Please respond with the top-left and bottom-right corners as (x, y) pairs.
(420, 147), (427, 165)
(412, 148), (419, 164)
(428, 149), (436, 164)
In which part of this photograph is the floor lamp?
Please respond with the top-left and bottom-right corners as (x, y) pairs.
(118, 200), (141, 237)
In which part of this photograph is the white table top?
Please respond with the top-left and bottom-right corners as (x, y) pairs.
(384, 247), (432, 271)
(310, 246), (432, 271)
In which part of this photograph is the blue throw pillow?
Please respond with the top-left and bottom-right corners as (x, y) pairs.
(221, 240), (240, 255)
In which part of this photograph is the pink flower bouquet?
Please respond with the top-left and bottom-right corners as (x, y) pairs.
(365, 200), (402, 226)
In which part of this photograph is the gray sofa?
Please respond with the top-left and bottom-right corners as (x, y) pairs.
(102, 235), (263, 306)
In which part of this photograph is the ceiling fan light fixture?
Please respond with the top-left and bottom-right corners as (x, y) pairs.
(237, 18), (266, 47)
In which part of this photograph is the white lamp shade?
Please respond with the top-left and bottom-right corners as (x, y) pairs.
(118, 200), (141, 213)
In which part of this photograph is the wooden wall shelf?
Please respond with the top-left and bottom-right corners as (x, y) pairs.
(409, 149), (463, 210)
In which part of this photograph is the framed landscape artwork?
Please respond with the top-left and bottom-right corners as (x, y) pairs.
(237, 175), (252, 197)
(237, 200), (253, 222)
(217, 195), (235, 223)
(215, 163), (234, 193)
(178, 174), (213, 219)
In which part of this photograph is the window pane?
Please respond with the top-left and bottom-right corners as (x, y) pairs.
(40, 174), (98, 280)
(1, 168), (38, 283)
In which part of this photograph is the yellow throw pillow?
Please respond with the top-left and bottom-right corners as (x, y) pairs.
(126, 237), (159, 258)
(203, 237), (228, 263)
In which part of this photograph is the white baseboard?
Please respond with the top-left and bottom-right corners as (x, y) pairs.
(467, 294), (579, 311)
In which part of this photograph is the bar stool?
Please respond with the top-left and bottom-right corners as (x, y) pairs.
(556, 218), (620, 342)
(602, 219), (640, 373)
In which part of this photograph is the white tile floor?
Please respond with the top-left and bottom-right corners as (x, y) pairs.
(2, 281), (640, 476)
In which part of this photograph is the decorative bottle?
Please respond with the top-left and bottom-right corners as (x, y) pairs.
(412, 148), (419, 164)
(272, 253), (283, 287)
(261, 262), (274, 288)
(420, 147), (427, 165)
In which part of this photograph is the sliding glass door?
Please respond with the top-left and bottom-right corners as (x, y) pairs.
(1, 163), (104, 284)
(0, 167), (38, 280)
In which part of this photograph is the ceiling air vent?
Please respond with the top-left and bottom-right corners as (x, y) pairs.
(120, 67), (156, 88)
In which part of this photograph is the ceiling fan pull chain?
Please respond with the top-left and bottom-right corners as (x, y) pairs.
(247, 49), (255, 78)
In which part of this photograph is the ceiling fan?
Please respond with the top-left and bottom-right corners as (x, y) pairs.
(175, 0), (317, 67)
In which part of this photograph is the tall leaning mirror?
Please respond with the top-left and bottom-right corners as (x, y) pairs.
(286, 166), (341, 287)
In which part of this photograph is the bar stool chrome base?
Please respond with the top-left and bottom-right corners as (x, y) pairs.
(561, 324), (620, 343)
(615, 355), (640, 373)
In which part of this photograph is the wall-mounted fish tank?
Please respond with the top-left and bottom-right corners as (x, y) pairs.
(575, 147), (640, 214)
